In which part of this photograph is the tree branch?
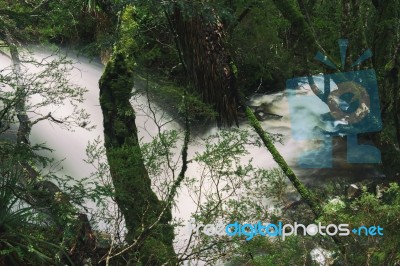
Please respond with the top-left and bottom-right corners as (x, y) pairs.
(166, 94), (191, 209)
(30, 112), (64, 126)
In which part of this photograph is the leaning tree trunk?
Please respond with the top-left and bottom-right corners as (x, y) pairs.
(171, 3), (239, 126)
(99, 51), (176, 265)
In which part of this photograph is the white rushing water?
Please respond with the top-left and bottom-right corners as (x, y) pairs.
(0, 48), (382, 264)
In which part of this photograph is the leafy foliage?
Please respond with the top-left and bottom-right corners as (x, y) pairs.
(1, 0), (400, 265)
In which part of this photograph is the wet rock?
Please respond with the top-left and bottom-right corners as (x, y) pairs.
(346, 184), (361, 199)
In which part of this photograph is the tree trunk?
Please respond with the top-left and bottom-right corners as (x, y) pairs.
(99, 51), (176, 265)
(171, 3), (238, 126)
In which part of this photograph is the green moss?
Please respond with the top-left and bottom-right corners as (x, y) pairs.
(99, 46), (176, 264)
(245, 107), (321, 216)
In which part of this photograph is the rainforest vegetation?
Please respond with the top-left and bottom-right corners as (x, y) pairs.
(0, 0), (400, 265)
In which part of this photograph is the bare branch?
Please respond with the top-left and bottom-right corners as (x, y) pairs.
(30, 112), (64, 126)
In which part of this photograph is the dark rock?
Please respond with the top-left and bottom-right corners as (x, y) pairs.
(346, 184), (361, 199)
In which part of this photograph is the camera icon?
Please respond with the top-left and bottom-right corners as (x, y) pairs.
(286, 40), (382, 168)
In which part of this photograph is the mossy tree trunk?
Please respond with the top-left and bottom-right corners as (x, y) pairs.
(99, 51), (176, 265)
(244, 107), (322, 216)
